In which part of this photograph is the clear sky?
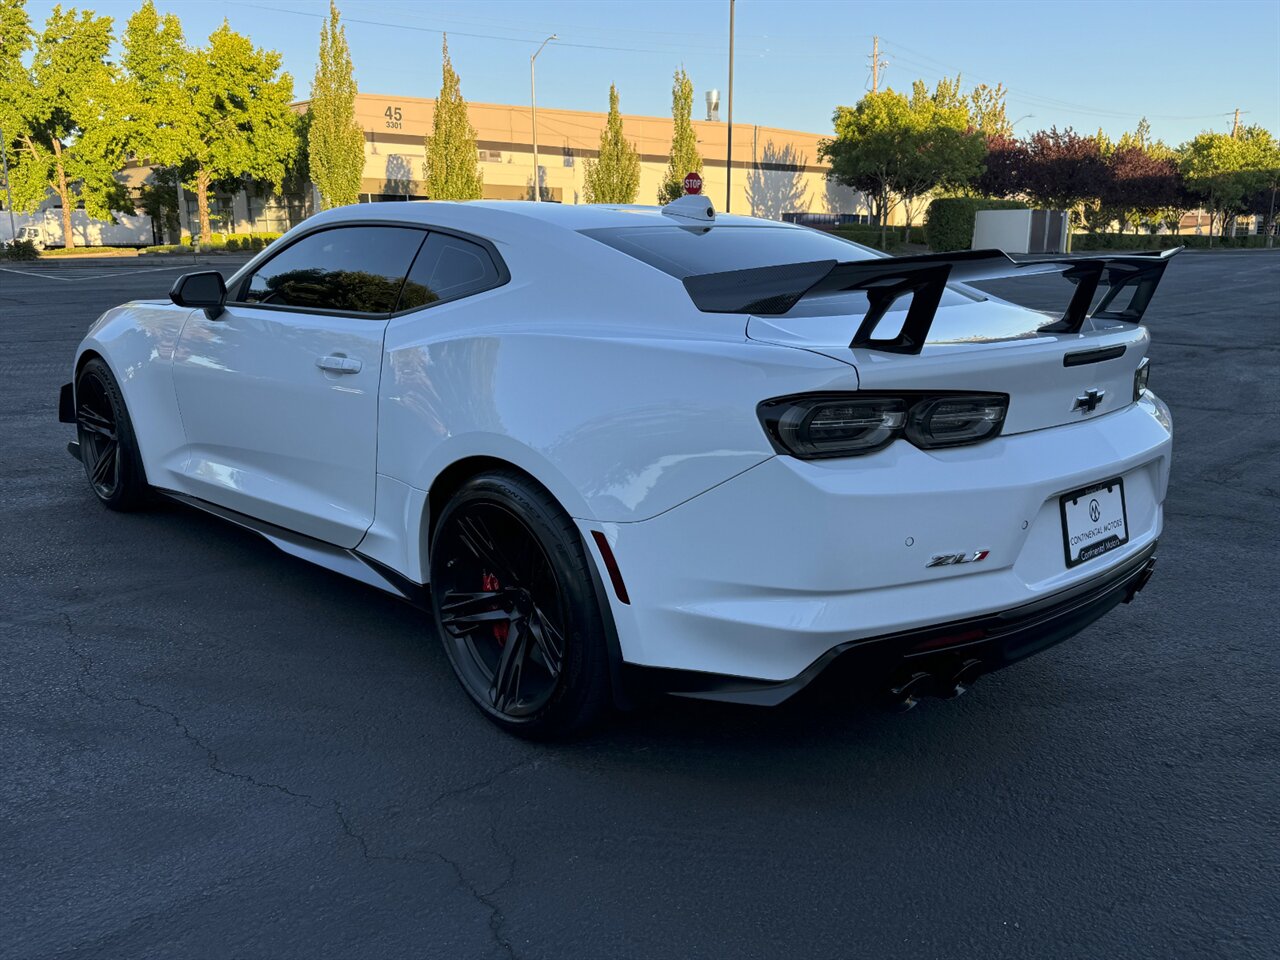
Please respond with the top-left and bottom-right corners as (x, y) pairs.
(22, 0), (1280, 144)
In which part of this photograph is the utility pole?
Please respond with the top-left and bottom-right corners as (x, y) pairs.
(1231, 107), (1240, 137)
(870, 36), (886, 93)
(530, 34), (557, 202)
(725, 0), (734, 213)
(1268, 183), (1276, 250)
(0, 128), (16, 244)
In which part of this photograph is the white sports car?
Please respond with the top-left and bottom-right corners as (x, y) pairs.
(60, 197), (1175, 737)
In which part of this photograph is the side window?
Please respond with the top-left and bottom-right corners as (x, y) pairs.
(238, 226), (426, 314)
(397, 232), (502, 310)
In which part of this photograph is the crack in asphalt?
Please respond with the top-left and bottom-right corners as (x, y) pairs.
(60, 612), (531, 959)
(62, 613), (103, 705)
(333, 800), (518, 959)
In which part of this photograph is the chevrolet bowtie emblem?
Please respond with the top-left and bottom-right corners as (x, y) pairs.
(1073, 388), (1105, 413)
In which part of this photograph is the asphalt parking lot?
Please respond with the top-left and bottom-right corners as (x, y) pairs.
(2, 250), (1277, 959)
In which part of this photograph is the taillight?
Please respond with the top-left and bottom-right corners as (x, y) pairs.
(758, 392), (1008, 459)
(1133, 357), (1150, 401)
(905, 394), (1007, 449)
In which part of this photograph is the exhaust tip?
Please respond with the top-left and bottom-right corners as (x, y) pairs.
(1124, 557), (1158, 603)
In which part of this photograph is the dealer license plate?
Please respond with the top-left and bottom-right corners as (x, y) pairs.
(1060, 479), (1129, 568)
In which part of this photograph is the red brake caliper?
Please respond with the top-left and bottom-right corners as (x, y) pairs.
(482, 572), (509, 645)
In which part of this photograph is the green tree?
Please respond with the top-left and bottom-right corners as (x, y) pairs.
(822, 89), (985, 247)
(0, 0), (32, 151)
(658, 68), (702, 204)
(187, 24), (297, 243)
(1178, 129), (1274, 245)
(7, 5), (130, 250)
(583, 84), (640, 204)
(968, 82), (1011, 138)
(123, 8), (296, 244)
(121, 1), (186, 155)
(910, 73), (1010, 138)
(308, 1), (364, 209)
(423, 35), (482, 201)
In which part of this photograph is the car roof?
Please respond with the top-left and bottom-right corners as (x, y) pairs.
(310, 199), (801, 235)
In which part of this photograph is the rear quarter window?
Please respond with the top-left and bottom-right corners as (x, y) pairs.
(398, 232), (503, 309)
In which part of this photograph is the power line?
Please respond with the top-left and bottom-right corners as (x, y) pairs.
(878, 36), (1240, 123)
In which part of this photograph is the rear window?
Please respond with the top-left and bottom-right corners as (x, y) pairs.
(580, 224), (877, 279)
(581, 223), (983, 315)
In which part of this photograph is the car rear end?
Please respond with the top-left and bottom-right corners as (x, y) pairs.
(580, 217), (1173, 706)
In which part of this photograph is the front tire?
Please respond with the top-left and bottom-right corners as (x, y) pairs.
(429, 471), (612, 739)
(74, 357), (149, 511)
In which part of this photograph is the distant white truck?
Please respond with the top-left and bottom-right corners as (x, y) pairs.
(9, 211), (154, 250)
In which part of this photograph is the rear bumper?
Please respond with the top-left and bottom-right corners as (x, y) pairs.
(629, 540), (1158, 705)
(584, 394), (1172, 687)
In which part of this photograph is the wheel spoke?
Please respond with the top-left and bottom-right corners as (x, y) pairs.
(439, 591), (517, 636)
(456, 514), (523, 586)
(440, 590), (507, 617)
(526, 605), (564, 678)
(489, 622), (528, 711)
(77, 405), (115, 438)
(89, 440), (118, 487)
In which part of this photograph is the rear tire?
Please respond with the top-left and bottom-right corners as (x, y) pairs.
(429, 471), (612, 739)
(74, 357), (149, 511)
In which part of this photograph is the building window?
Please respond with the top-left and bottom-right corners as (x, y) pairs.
(478, 149), (503, 163)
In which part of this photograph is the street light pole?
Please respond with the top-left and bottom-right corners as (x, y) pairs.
(726, 0), (734, 213)
(530, 34), (557, 202)
(0, 128), (17, 244)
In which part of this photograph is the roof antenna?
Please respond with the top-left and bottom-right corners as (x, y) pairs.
(662, 195), (716, 223)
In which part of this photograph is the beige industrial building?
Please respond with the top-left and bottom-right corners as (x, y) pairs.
(315, 92), (869, 219)
(151, 92), (873, 238)
(6, 92), (875, 245)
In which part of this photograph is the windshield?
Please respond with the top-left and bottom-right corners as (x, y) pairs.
(580, 224), (878, 279)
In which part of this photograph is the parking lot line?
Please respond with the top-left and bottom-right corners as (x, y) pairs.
(0, 263), (201, 282)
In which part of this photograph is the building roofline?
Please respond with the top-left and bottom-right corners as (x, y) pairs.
(292, 92), (829, 142)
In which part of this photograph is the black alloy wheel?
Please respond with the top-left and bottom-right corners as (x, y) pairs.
(74, 358), (149, 510)
(430, 472), (612, 738)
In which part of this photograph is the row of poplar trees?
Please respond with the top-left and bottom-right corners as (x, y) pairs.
(426, 37), (704, 206)
(0, 0), (708, 251)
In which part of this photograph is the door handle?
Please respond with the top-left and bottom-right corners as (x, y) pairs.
(316, 355), (362, 374)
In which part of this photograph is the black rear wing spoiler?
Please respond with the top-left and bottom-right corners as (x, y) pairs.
(682, 246), (1182, 355)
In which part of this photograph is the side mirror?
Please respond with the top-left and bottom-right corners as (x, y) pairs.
(169, 271), (227, 320)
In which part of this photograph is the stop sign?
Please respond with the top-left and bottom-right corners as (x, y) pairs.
(683, 172), (703, 195)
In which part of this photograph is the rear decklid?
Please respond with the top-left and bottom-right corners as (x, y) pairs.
(748, 301), (1149, 434)
(685, 247), (1179, 436)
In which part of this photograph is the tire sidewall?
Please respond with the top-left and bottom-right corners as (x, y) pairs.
(76, 357), (148, 510)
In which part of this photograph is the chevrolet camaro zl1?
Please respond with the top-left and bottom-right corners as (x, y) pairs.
(60, 197), (1175, 737)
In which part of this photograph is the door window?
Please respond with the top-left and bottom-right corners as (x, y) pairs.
(239, 225), (426, 314)
(397, 232), (503, 310)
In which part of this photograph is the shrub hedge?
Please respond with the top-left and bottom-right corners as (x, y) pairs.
(1071, 232), (1273, 250)
(924, 198), (1029, 252)
(4, 239), (40, 260)
(143, 232), (280, 255)
(833, 224), (926, 251)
